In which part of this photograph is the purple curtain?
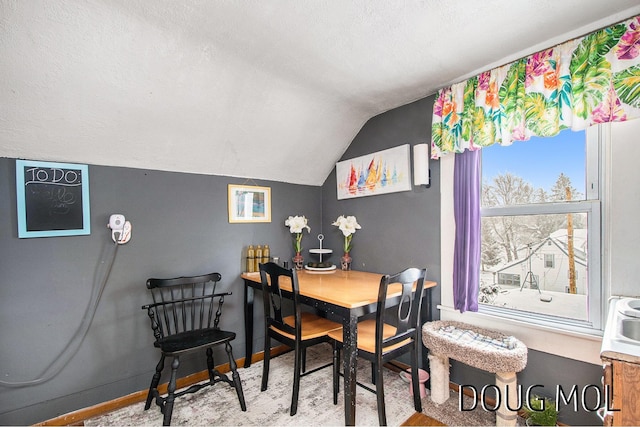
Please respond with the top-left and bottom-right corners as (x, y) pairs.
(453, 149), (481, 312)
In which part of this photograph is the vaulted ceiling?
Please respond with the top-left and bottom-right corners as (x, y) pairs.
(2, 1), (639, 185)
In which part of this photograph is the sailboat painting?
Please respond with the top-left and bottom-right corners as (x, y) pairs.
(336, 144), (412, 200)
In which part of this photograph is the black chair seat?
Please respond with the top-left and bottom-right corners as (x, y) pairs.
(156, 329), (236, 354)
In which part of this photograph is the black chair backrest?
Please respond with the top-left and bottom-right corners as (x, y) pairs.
(259, 262), (300, 340)
(144, 272), (229, 342)
(375, 267), (427, 353)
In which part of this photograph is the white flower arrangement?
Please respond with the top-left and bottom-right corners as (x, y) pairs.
(332, 215), (361, 253)
(285, 215), (311, 253)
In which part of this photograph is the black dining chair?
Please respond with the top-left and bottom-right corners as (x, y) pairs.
(329, 267), (427, 426)
(141, 272), (246, 426)
(259, 262), (342, 416)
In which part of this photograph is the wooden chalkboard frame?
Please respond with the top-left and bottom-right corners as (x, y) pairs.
(16, 159), (91, 238)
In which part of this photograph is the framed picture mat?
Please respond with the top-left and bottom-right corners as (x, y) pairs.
(228, 184), (272, 223)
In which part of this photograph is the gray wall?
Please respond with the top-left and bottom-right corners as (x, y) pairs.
(321, 96), (442, 301)
(321, 96), (442, 370)
(0, 158), (320, 425)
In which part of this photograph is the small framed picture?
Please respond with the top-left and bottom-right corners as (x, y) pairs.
(228, 184), (271, 223)
(16, 159), (91, 238)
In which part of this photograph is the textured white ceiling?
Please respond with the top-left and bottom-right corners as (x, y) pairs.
(2, 1), (640, 185)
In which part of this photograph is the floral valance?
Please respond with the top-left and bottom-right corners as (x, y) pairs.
(431, 15), (640, 159)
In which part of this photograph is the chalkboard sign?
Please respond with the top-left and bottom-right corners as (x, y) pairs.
(16, 160), (91, 238)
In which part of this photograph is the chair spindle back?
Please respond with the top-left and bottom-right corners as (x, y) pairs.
(144, 272), (228, 343)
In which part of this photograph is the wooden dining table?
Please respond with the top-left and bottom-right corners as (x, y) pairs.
(240, 268), (437, 426)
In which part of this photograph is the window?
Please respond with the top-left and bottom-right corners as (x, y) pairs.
(498, 273), (520, 286)
(479, 127), (602, 331)
(544, 254), (555, 268)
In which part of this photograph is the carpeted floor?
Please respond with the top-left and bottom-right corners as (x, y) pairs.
(86, 343), (419, 426)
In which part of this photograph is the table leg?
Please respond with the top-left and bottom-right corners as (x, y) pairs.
(243, 282), (254, 368)
(342, 313), (358, 426)
(419, 288), (433, 369)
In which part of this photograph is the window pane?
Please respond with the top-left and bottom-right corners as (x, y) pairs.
(480, 213), (588, 322)
(481, 130), (586, 207)
(544, 254), (555, 268)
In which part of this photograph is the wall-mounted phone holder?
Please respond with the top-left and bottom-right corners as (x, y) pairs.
(107, 214), (132, 244)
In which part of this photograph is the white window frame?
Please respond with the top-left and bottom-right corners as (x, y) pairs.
(544, 253), (555, 268)
(498, 273), (520, 286)
(478, 126), (603, 333)
(437, 127), (610, 364)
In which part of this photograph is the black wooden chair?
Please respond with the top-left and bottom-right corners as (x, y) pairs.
(329, 267), (427, 426)
(141, 272), (246, 426)
(259, 262), (342, 416)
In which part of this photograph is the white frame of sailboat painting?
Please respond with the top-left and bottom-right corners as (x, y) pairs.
(335, 144), (412, 200)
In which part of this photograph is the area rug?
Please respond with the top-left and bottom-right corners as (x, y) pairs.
(85, 343), (418, 426)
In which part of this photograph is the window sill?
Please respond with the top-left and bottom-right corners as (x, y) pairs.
(437, 304), (603, 365)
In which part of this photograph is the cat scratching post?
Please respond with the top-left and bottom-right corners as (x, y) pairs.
(422, 321), (528, 427)
(427, 353), (450, 404)
(495, 371), (519, 426)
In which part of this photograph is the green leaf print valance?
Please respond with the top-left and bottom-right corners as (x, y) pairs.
(431, 15), (640, 159)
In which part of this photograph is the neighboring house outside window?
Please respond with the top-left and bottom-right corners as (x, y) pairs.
(479, 127), (602, 331)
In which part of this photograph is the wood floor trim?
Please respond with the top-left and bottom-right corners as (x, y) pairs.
(401, 411), (447, 426)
